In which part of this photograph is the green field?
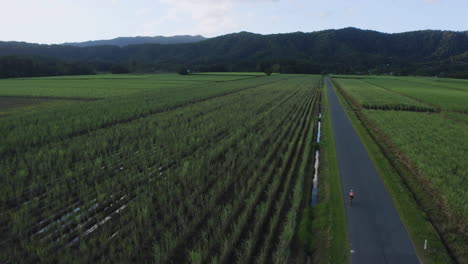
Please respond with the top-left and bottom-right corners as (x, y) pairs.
(333, 75), (468, 260)
(3, 72), (466, 262)
(0, 96), (94, 116)
(332, 78), (432, 110)
(334, 75), (468, 112)
(193, 72), (267, 76)
(0, 74), (256, 98)
(362, 110), (468, 217)
(0, 73), (322, 263)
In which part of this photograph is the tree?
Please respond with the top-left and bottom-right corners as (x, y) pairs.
(110, 64), (130, 74)
(178, 67), (189, 75)
(0, 55), (94, 78)
(258, 61), (272, 76)
(271, 64), (281, 73)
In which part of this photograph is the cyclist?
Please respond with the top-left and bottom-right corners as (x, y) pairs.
(349, 189), (355, 206)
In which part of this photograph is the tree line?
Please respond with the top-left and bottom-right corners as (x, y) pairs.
(0, 27), (467, 78)
(1, 54), (467, 79)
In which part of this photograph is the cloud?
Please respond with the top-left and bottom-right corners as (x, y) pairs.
(318, 11), (331, 19)
(155, 0), (279, 36)
(135, 7), (152, 16)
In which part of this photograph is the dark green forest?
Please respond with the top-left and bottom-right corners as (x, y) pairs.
(1, 28), (467, 78)
(63, 35), (206, 47)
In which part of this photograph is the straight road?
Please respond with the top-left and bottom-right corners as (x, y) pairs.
(326, 77), (419, 263)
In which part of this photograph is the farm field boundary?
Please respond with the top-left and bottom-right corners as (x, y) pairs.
(360, 77), (468, 113)
(358, 80), (441, 112)
(0, 96), (98, 116)
(332, 77), (438, 113)
(297, 80), (349, 263)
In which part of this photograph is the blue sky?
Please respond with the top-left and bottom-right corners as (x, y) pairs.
(1, 0), (467, 44)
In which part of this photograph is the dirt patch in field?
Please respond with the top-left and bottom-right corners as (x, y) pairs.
(0, 96), (98, 116)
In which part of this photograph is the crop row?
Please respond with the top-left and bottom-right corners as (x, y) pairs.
(0, 77), (292, 207)
(91, 76), (320, 263)
(0, 76), (284, 156)
(363, 110), (468, 220)
(362, 104), (437, 112)
(2, 79), (292, 248)
(102, 77), (321, 263)
(0, 74), (255, 98)
(2, 79), (298, 230)
(175, 79), (319, 264)
(1, 75), (322, 262)
(333, 78), (432, 110)
(362, 78), (468, 112)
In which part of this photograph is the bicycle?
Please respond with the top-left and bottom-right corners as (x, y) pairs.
(349, 189), (355, 207)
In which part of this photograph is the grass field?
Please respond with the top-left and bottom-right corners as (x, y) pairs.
(0, 96), (95, 116)
(0, 73), (323, 263)
(363, 110), (468, 216)
(333, 75), (468, 262)
(334, 75), (468, 112)
(0, 74), (257, 98)
(332, 78), (432, 110)
(193, 72), (267, 76)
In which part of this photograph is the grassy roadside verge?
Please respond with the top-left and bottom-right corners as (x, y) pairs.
(330, 78), (454, 263)
(298, 80), (348, 263)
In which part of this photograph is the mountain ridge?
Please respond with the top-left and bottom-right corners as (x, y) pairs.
(0, 27), (467, 77)
(63, 35), (206, 47)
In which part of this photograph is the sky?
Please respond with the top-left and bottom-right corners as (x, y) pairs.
(0, 0), (467, 44)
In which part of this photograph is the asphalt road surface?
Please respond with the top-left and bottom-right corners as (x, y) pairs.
(326, 77), (419, 264)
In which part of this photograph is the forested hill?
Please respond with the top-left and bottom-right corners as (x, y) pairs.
(0, 28), (467, 77)
(63, 35), (206, 47)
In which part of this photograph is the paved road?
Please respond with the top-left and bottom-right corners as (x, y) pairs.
(326, 78), (419, 264)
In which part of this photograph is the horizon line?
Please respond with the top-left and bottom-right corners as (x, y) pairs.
(1, 27), (466, 45)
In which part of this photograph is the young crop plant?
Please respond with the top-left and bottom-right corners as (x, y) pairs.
(363, 110), (468, 219)
(0, 75), (279, 157)
(187, 85), (314, 263)
(0, 73), (324, 263)
(334, 78), (435, 111)
(362, 77), (468, 112)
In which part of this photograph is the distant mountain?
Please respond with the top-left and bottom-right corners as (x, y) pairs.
(1, 28), (467, 77)
(63, 35), (206, 47)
